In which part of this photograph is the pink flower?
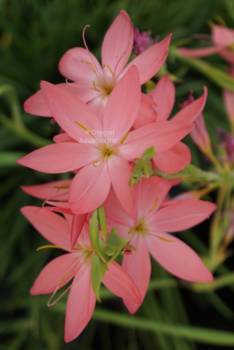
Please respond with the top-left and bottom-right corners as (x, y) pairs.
(149, 74), (208, 173)
(104, 177), (216, 314)
(17, 67), (193, 217)
(179, 24), (234, 64)
(133, 27), (155, 56)
(24, 10), (171, 122)
(21, 206), (142, 342)
(223, 66), (234, 132)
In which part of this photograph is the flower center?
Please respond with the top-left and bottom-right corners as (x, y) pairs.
(128, 219), (148, 235)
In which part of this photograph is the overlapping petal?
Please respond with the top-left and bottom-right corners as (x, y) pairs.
(21, 179), (71, 201)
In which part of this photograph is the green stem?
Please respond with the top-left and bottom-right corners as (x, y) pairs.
(0, 85), (22, 125)
(92, 309), (234, 346)
(0, 113), (52, 148)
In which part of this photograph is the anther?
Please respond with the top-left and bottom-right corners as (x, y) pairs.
(149, 198), (159, 212)
(75, 121), (91, 135)
(120, 132), (129, 144)
(81, 60), (97, 74)
(103, 64), (115, 76)
(36, 245), (61, 251)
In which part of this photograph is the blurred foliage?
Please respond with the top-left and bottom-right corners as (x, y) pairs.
(1, 0), (234, 349)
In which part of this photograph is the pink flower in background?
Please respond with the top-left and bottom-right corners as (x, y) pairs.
(17, 67), (193, 217)
(179, 24), (234, 64)
(24, 10), (171, 121)
(149, 74), (208, 173)
(104, 177), (216, 314)
(133, 27), (155, 55)
(223, 66), (234, 132)
(21, 206), (142, 342)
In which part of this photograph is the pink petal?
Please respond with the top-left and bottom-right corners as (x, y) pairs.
(147, 232), (213, 282)
(190, 113), (211, 153)
(172, 87), (207, 123)
(108, 156), (135, 218)
(41, 81), (102, 143)
(87, 94), (108, 122)
(153, 142), (191, 174)
(21, 206), (71, 251)
(103, 66), (141, 142)
(178, 46), (222, 58)
(53, 133), (76, 143)
(136, 177), (172, 219)
(223, 88), (234, 124)
(132, 93), (157, 129)
(219, 48), (234, 64)
(21, 179), (71, 200)
(65, 264), (96, 342)
(119, 121), (194, 159)
(104, 187), (133, 228)
(30, 253), (78, 294)
(122, 234), (151, 314)
(120, 34), (171, 84)
(17, 142), (98, 173)
(59, 47), (102, 82)
(24, 83), (99, 117)
(102, 10), (133, 77)
(212, 25), (234, 47)
(69, 162), (111, 214)
(147, 199), (216, 232)
(103, 261), (141, 304)
(71, 213), (88, 249)
(150, 74), (175, 121)
(45, 201), (72, 215)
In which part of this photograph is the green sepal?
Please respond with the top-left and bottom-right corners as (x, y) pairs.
(98, 205), (107, 243)
(130, 147), (156, 186)
(89, 211), (106, 263)
(105, 228), (130, 256)
(99, 259), (107, 280)
(91, 254), (101, 302)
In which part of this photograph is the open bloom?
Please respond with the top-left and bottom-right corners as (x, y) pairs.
(104, 177), (216, 314)
(149, 74), (208, 173)
(17, 67), (193, 217)
(24, 10), (171, 122)
(179, 24), (234, 64)
(21, 206), (142, 342)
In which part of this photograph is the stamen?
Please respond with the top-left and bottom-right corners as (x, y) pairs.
(75, 121), (91, 135)
(47, 285), (72, 307)
(58, 270), (75, 286)
(120, 132), (129, 144)
(92, 160), (98, 167)
(149, 198), (159, 212)
(36, 245), (62, 251)
(82, 25), (91, 51)
(103, 64), (115, 77)
(53, 183), (71, 190)
(81, 60), (97, 74)
(157, 236), (175, 243)
(128, 228), (135, 235)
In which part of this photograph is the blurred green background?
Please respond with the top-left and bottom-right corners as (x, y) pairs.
(1, 0), (234, 349)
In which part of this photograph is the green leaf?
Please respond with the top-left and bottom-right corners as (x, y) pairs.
(91, 255), (101, 302)
(98, 205), (107, 243)
(89, 211), (106, 263)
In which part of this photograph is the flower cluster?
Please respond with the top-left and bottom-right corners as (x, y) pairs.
(18, 10), (216, 343)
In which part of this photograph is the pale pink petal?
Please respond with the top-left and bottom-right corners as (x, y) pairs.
(178, 46), (222, 58)
(30, 253), (78, 294)
(59, 47), (103, 82)
(132, 93), (157, 129)
(150, 74), (175, 121)
(104, 187), (133, 227)
(71, 213), (88, 249)
(219, 48), (234, 64)
(103, 66), (141, 142)
(24, 82), (100, 117)
(190, 113), (211, 153)
(120, 34), (171, 84)
(102, 10), (133, 77)
(172, 87), (207, 123)
(147, 199), (216, 232)
(122, 234), (151, 314)
(87, 94), (108, 122)
(21, 180), (71, 201)
(69, 162), (111, 214)
(103, 261), (141, 304)
(108, 156), (135, 218)
(136, 177), (172, 219)
(119, 121), (194, 160)
(41, 81), (102, 142)
(147, 232), (213, 282)
(212, 25), (234, 47)
(21, 206), (71, 251)
(223, 89), (234, 123)
(17, 142), (98, 173)
(153, 142), (191, 174)
(65, 264), (96, 342)
(75, 222), (92, 248)
(53, 133), (76, 143)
